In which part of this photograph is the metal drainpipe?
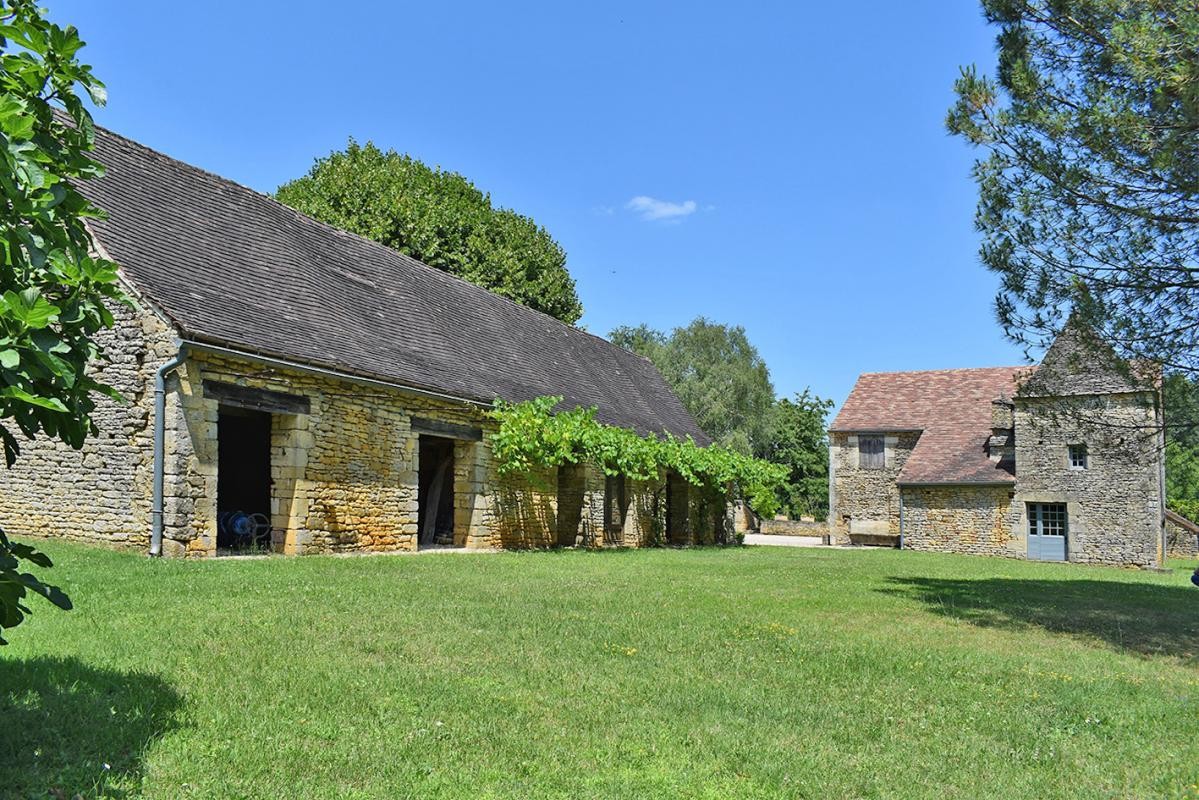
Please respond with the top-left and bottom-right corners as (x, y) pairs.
(150, 344), (187, 557)
(898, 489), (905, 550)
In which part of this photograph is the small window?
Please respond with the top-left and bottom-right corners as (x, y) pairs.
(1068, 443), (1087, 470)
(858, 436), (885, 469)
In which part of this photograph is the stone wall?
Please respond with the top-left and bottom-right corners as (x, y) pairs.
(759, 518), (826, 536)
(828, 431), (920, 543)
(1166, 516), (1198, 559)
(900, 485), (1017, 556)
(171, 352), (686, 556)
(0, 294), (177, 551)
(731, 501), (759, 535)
(159, 350), (500, 555)
(1012, 393), (1163, 567)
(1, 299), (726, 556)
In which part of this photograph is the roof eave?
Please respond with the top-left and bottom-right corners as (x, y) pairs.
(897, 479), (1016, 487)
(828, 427), (925, 434)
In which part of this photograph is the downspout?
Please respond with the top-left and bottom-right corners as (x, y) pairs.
(898, 488), (905, 550)
(150, 344), (188, 557)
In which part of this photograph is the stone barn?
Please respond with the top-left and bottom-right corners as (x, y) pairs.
(0, 124), (723, 557)
(828, 323), (1166, 568)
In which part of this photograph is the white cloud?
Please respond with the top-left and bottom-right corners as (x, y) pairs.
(625, 195), (698, 222)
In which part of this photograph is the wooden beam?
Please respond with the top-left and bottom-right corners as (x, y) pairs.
(411, 416), (482, 441)
(203, 380), (310, 415)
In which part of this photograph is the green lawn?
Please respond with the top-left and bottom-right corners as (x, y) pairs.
(3, 542), (1199, 799)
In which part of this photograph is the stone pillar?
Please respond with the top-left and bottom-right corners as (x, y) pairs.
(272, 412), (312, 554)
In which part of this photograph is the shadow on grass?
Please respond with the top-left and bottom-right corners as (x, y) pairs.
(0, 656), (182, 798)
(882, 576), (1199, 661)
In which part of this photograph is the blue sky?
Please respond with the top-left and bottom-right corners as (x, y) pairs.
(54, 1), (1029, 410)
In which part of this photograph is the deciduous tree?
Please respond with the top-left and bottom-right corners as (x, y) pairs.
(1165, 373), (1199, 518)
(277, 141), (583, 324)
(610, 318), (774, 455)
(611, 318), (833, 518)
(757, 390), (833, 521)
(0, 0), (119, 641)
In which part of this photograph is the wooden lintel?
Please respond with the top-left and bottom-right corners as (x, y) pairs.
(411, 416), (483, 441)
(203, 380), (310, 415)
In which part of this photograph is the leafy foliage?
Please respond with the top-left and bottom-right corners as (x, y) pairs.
(488, 395), (788, 518)
(0, 526), (70, 644)
(276, 140), (583, 324)
(609, 318), (774, 454)
(1165, 372), (1199, 518)
(757, 390), (833, 521)
(948, 1), (1199, 387)
(0, 0), (119, 640)
(611, 317), (832, 519)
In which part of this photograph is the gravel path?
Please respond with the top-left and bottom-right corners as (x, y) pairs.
(742, 533), (829, 548)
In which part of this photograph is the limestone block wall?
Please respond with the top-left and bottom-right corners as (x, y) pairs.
(1013, 393), (1163, 567)
(731, 500), (759, 535)
(0, 295), (178, 551)
(1166, 516), (1199, 559)
(900, 485), (1017, 556)
(169, 355), (724, 556)
(829, 431), (920, 543)
(488, 464), (561, 549)
(169, 351), (523, 556)
(697, 485), (734, 544)
(619, 476), (662, 547)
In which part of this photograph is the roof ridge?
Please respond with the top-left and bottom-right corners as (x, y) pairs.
(858, 365), (1033, 377)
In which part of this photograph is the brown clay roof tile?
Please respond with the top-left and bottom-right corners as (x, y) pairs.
(831, 366), (1035, 484)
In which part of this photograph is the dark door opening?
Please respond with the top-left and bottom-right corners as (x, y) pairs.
(217, 406), (273, 553)
(666, 472), (689, 545)
(418, 436), (455, 547)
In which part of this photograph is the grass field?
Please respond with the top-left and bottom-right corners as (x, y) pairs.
(3, 541), (1199, 799)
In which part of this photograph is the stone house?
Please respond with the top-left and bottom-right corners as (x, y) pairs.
(828, 324), (1166, 567)
(0, 124), (724, 557)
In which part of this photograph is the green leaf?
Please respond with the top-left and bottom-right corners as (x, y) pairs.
(0, 349), (17, 369)
(0, 386), (68, 412)
(2, 288), (60, 329)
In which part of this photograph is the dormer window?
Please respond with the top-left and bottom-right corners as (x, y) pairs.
(1068, 443), (1088, 470)
(859, 435), (885, 469)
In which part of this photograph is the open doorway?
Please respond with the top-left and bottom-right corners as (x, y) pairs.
(418, 436), (455, 547)
(217, 406), (273, 553)
(666, 472), (689, 545)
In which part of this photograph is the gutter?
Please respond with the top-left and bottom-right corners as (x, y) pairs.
(150, 343), (188, 557)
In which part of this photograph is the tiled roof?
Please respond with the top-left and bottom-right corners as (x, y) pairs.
(830, 367), (1032, 484)
(76, 124), (708, 443)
